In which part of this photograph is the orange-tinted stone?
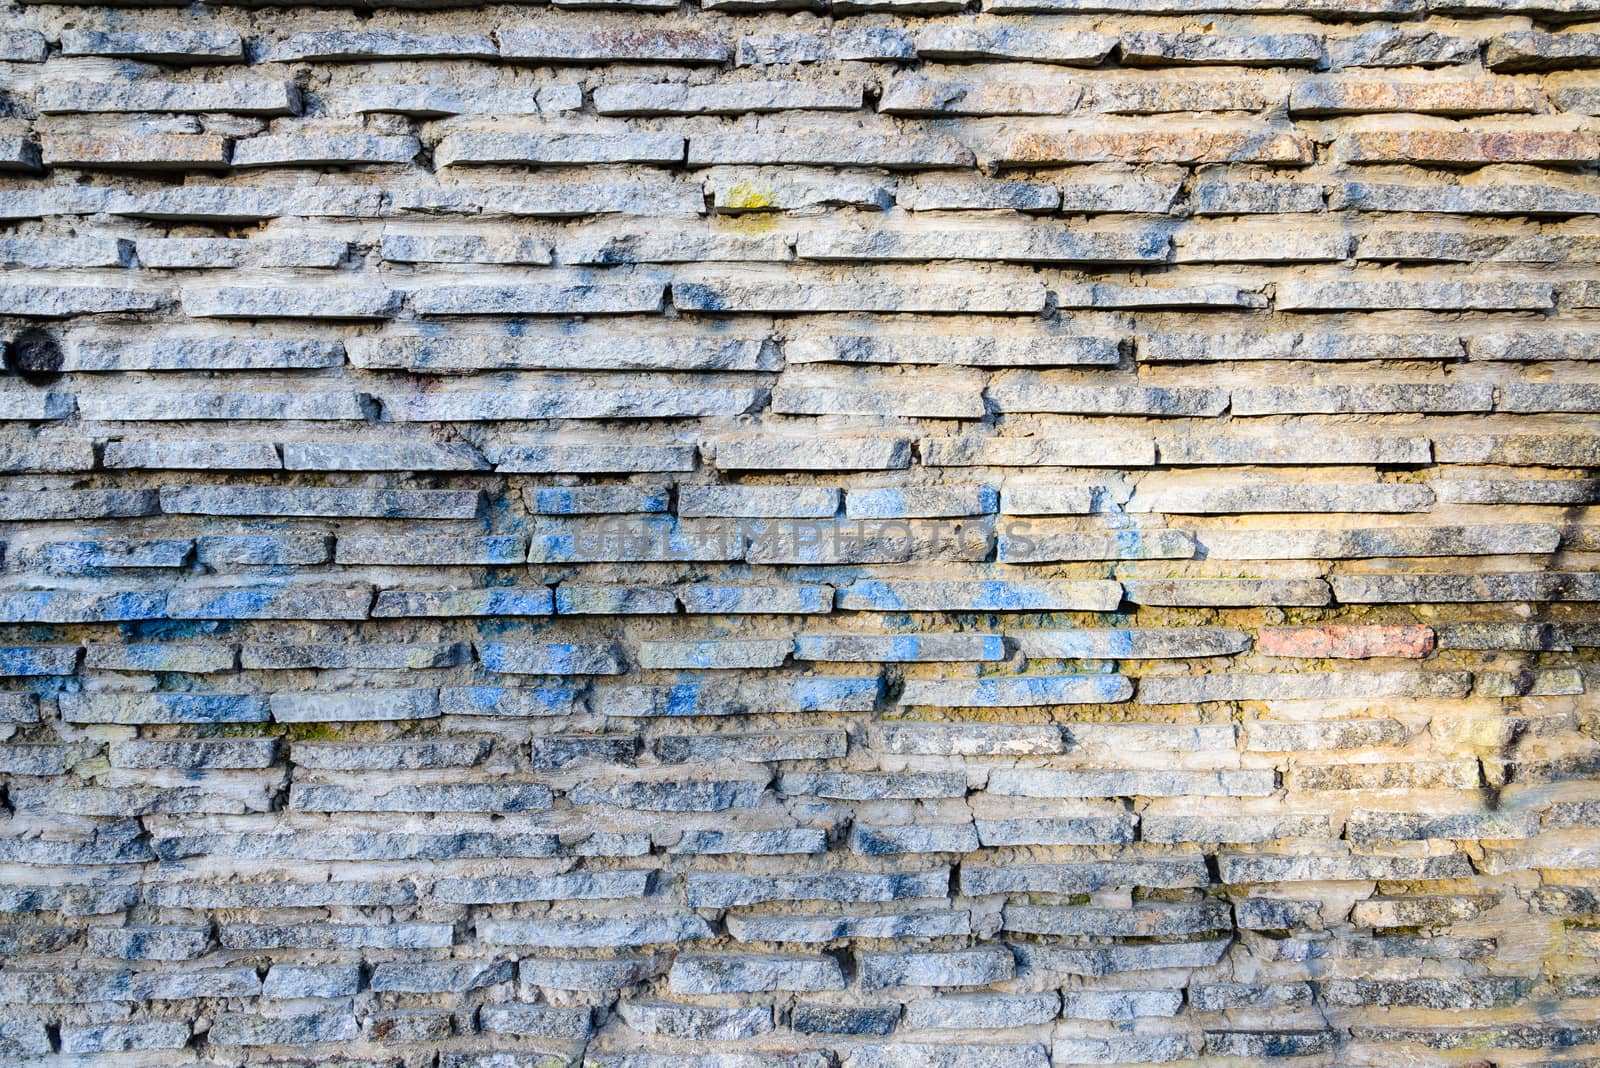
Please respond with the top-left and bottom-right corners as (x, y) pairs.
(1257, 625), (1435, 659)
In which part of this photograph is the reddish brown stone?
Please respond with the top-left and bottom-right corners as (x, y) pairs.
(1257, 625), (1435, 659)
(42, 134), (231, 172)
(992, 128), (1315, 167)
(1341, 130), (1600, 168)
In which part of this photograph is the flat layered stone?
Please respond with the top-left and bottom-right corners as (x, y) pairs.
(41, 134), (231, 171)
(1014, 627), (1249, 659)
(59, 28), (242, 60)
(1199, 524), (1554, 559)
(498, 28), (730, 63)
(800, 228), (1167, 265)
(669, 954), (846, 993)
(1341, 130), (1600, 167)
(38, 81), (298, 115)
(272, 30), (497, 60)
(596, 80), (863, 115)
(1121, 32), (1324, 66)
(1257, 625), (1435, 658)
(437, 132), (685, 167)
(182, 286), (400, 319)
(837, 579), (1121, 611)
(994, 128), (1315, 167)
(900, 673), (1132, 706)
(913, 26), (1115, 63)
(1132, 482), (1434, 513)
(674, 277), (1045, 314)
(1292, 78), (1544, 115)
(1331, 572), (1600, 602)
(1139, 670), (1472, 703)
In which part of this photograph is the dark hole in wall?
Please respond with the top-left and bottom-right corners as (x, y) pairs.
(5, 328), (64, 383)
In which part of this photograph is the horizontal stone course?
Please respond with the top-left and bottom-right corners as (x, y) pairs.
(0, 2), (1590, 1061)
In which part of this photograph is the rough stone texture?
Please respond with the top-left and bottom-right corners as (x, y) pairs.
(0, 2), (1594, 1066)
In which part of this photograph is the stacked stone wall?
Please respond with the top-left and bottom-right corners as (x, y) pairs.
(1, 1), (1599, 1063)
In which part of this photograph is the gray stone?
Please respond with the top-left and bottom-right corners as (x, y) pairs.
(1333, 182), (1600, 216)
(436, 871), (653, 903)
(69, 337), (344, 372)
(897, 177), (1062, 212)
(687, 869), (948, 907)
(1332, 572), (1600, 603)
(0, 30), (47, 61)
(270, 688), (439, 723)
(437, 131), (683, 167)
(801, 228), (1167, 265)
(675, 276), (1043, 314)
(478, 641), (626, 674)
(921, 435), (1157, 467)
(209, 1011), (359, 1047)
(232, 134), (419, 168)
(858, 947), (1015, 989)
(273, 30), (497, 60)
(162, 486), (480, 518)
(61, 692), (268, 725)
(182, 286), (400, 320)
(60, 28), (242, 60)
(793, 1005), (899, 1035)
(670, 953), (846, 994)
(1133, 481), (1433, 513)
(712, 436), (912, 471)
(1005, 901), (1229, 936)
(837, 579), (1121, 611)
(81, 390), (365, 422)
(900, 673), (1132, 706)
(915, 25), (1115, 63)
(61, 1021), (191, 1054)
(407, 282), (665, 316)
(263, 964), (362, 999)
(572, 778), (766, 811)
(290, 738), (486, 769)
(1060, 988), (1184, 1021)
(291, 782), (549, 813)
(619, 1001), (773, 1040)
(397, 181), (704, 217)
(112, 738), (275, 769)
(478, 1003), (592, 1038)
(1329, 30), (1478, 67)
(38, 81), (298, 115)
(846, 1046), (1047, 1068)
(1122, 32), (1324, 66)
(371, 959), (513, 993)
(596, 80), (862, 115)
(481, 914), (712, 948)
(736, 29), (915, 64)
(498, 28), (729, 63)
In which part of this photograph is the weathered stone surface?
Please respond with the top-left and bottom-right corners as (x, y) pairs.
(499, 28), (730, 63)
(59, 28), (241, 60)
(182, 286), (400, 320)
(1141, 670), (1471, 703)
(0, 1), (1592, 1057)
(1122, 32), (1324, 66)
(669, 953), (846, 993)
(1014, 627), (1249, 659)
(1257, 625), (1435, 658)
(39, 81), (297, 115)
(273, 30), (497, 60)
(901, 673), (1132, 706)
(1341, 129), (1600, 167)
(837, 579), (1121, 611)
(994, 127), (1315, 167)
(438, 131), (684, 167)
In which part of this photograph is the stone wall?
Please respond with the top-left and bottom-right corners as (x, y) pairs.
(0, 0), (1598, 1063)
